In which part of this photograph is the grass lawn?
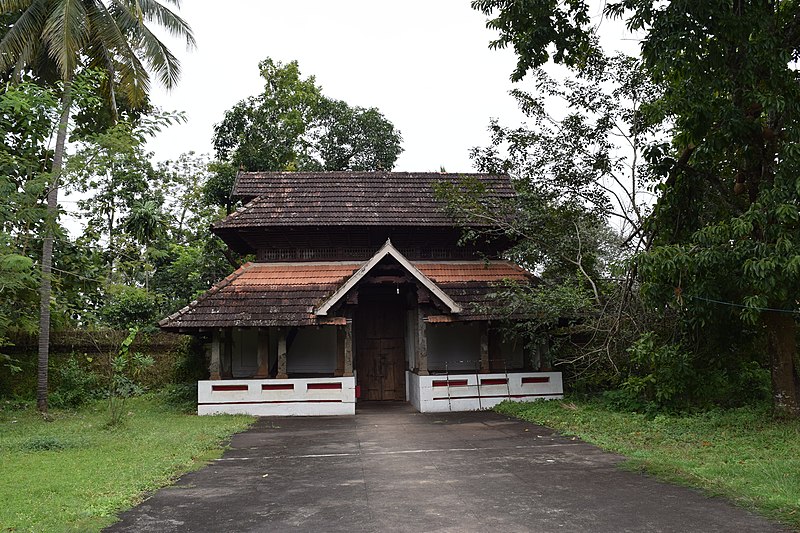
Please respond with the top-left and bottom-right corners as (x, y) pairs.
(0, 395), (254, 532)
(497, 399), (800, 529)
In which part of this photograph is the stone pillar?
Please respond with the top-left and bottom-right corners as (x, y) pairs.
(276, 327), (288, 379)
(210, 329), (221, 380)
(343, 319), (354, 377)
(417, 309), (428, 376)
(255, 328), (269, 378)
(479, 322), (490, 374)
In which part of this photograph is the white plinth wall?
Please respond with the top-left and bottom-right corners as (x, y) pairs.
(198, 377), (356, 416)
(407, 371), (563, 413)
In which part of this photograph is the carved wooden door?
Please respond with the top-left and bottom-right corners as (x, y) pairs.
(355, 298), (406, 401)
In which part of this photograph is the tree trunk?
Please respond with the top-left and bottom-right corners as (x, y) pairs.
(764, 309), (800, 418)
(36, 81), (73, 414)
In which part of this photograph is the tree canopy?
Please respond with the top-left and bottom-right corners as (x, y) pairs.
(213, 57), (403, 172)
(473, 0), (800, 415)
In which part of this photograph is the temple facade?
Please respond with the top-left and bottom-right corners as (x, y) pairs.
(159, 172), (563, 415)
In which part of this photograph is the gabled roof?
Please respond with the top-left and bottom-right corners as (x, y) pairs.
(158, 258), (533, 332)
(315, 240), (462, 316)
(213, 171), (514, 229)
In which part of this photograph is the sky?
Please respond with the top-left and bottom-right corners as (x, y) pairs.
(145, 1), (552, 171)
(64, 2), (638, 234)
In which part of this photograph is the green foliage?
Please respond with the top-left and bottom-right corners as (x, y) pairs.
(213, 57), (403, 172)
(100, 285), (163, 329)
(619, 333), (693, 410)
(202, 160), (238, 214)
(0, 396), (253, 532)
(471, 0), (600, 81)
(170, 335), (209, 384)
(473, 0), (800, 415)
(437, 55), (660, 383)
(107, 327), (153, 426)
(20, 435), (69, 452)
(49, 357), (102, 408)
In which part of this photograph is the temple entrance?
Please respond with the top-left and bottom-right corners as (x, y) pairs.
(355, 291), (406, 401)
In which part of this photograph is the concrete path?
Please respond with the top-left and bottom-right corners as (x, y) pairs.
(108, 403), (786, 533)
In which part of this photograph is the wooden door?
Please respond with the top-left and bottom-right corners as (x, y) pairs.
(355, 298), (406, 401)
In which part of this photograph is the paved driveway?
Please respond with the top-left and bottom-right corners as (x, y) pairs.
(108, 403), (785, 532)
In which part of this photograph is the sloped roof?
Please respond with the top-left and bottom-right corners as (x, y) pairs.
(158, 262), (361, 331)
(315, 240), (461, 316)
(213, 171), (514, 229)
(158, 259), (533, 331)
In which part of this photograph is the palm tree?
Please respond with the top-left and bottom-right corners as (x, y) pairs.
(0, 0), (195, 413)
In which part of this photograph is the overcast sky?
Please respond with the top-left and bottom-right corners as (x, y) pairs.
(145, 1), (576, 171)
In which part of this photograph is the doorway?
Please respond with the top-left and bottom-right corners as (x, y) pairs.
(355, 292), (406, 401)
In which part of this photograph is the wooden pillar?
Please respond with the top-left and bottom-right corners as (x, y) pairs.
(335, 326), (345, 377)
(479, 322), (490, 374)
(276, 327), (288, 379)
(210, 329), (221, 380)
(255, 328), (269, 378)
(221, 329), (233, 378)
(417, 309), (428, 376)
(343, 319), (354, 377)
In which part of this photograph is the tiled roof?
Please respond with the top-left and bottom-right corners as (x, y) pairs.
(159, 260), (532, 331)
(158, 262), (360, 330)
(416, 262), (530, 283)
(213, 171), (514, 229)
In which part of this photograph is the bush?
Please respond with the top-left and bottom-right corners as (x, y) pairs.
(171, 336), (208, 384)
(21, 436), (68, 452)
(49, 358), (103, 408)
(100, 285), (163, 329)
(620, 332), (694, 410)
(159, 383), (197, 413)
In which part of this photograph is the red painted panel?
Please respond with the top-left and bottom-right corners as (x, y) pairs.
(432, 379), (469, 387)
(212, 384), (248, 392)
(481, 378), (508, 386)
(199, 399), (343, 405)
(307, 382), (342, 390)
(262, 383), (294, 391)
(432, 393), (559, 401)
(522, 376), (550, 384)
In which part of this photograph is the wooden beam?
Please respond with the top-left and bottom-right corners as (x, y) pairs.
(343, 319), (354, 377)
(277, 327), (288, 379)
(417, 308), (429, 376)
(255, 328), (269, 378)
(221, 329), (233, 378)
(335, 326), (345, 377)
(210, 329), (221, 380)
(479, 322), (490, 374)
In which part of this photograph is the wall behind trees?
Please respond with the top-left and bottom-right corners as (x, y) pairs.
(0, 330), (198, 399)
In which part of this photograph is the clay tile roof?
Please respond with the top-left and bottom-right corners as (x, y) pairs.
(159, 260), (534, 331)
(213, 171), (514, 229)
(415, 261), (530, 283)
(159, 262), (361, 331)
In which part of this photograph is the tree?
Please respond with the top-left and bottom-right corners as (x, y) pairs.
(213, 57), (403, 172)
(0, 0), (195, 413)
(472, 0), (800, 416)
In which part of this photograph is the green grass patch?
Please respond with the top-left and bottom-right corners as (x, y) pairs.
(496, 399), (800, 528)
(0, 395), (254, 532)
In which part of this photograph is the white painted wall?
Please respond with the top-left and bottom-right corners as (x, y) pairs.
(406, 370), (563, 413)
(198, 377), (356, 416)
(287, 326), (337, 374)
